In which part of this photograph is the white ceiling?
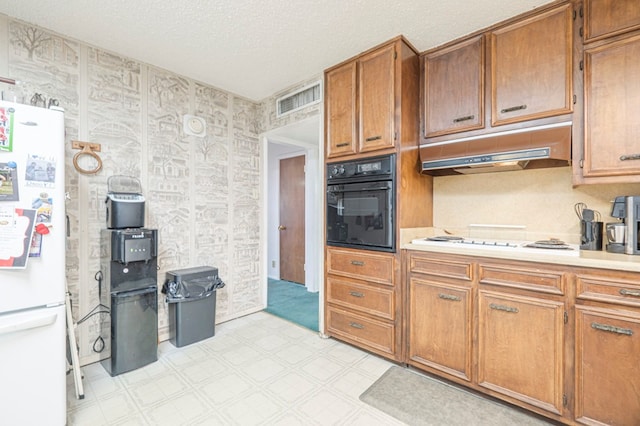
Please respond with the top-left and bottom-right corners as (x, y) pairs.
(0, 0), (554, 101)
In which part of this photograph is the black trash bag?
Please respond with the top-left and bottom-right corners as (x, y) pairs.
(162, 275), (224, 303)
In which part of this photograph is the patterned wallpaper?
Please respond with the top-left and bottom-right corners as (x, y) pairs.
(0, 15), (314, 365)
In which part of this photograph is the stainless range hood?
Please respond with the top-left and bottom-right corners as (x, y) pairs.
(420, 122), (572, 175)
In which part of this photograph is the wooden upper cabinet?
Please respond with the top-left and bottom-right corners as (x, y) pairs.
(358, 43), (395, 153)
(583, 33), (640, 177)
(584, 0), (640, 43)
(326, 61), (357, 158)
(422, 35), (485, 138)
(325, 40), (398, 159)
(490, 3), (573, 126)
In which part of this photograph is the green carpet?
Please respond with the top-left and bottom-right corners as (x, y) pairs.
(266, 278), (319, 332)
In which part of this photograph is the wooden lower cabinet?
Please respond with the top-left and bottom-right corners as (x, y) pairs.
(325, 247), (401, 360)
(408, 277), (473, 381)
(574, 306), (640, 426)
(477, 290), (566, 415)
(405, 250), (640, 425)
(574, 269), (640, 426)
(405, 250), (574, 424)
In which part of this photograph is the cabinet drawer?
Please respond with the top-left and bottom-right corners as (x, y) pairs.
(478, 262), (565, 295)
(408, 252), (473, 282)
(326, 307), (395, 355)
(326, 248), (394, 286)
(575, 273), (640, 308)
(327, 276), (394, 320)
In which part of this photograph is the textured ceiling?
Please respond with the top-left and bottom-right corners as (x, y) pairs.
(0, 0), (554, 101)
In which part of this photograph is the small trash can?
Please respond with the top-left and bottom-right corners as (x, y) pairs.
(162, 266), (225, 347)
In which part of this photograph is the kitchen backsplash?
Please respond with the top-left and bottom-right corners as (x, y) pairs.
(433, 166), (640, 244)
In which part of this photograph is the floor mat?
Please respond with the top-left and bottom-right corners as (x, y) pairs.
(360, 366), (553, 426)
(265, 279), (319, 332)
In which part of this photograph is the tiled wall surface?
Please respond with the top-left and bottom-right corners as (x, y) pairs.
(434, 167), (640, 243)
(0, 14), (319, 365)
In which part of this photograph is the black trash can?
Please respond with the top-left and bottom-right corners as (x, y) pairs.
(162, 266), (225, 347)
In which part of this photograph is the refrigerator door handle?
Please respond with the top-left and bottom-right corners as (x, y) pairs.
(0, 312), (58, 336)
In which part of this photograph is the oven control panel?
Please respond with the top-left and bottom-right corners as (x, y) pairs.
(327, 154), (394, 181)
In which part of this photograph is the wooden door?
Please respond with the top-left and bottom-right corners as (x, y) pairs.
(584, 0), (640, 42)
(477, 290), (566, 415)
(583, 34), (640, 177)
(422, 35), (485, 138)
(575, 305), (640, 425)
(490, 3), (573, 126)
(408, 277), (473, 382)
(325, 61), (357, 158)
(279, 155), (305, 284)
(358, 43), (395, 153)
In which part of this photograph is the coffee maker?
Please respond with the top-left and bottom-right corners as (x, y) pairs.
(624, 196), (640, 255)
(606, 196), (640, 255)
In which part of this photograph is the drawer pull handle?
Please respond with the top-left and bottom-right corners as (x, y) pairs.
(489, 303), (519, 313)
(349, 322), (365, 330)
(453, 115), (475, 123)
(591, 322), (633, 336)
(365, 135), (382, 142)
(500, 104), (527, 114)
(620, 288), (640, 297)
(336, 142), (350, 148)
(438, 293), (461, 302)
(620, 153), (640, 161)
(349, 291), (364, 298)
(350, 260), (365, 266)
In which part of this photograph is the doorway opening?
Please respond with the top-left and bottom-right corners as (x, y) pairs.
(263, 114), (323, 332)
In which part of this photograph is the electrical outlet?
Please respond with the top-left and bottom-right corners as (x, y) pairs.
(272, 261), (276, 268)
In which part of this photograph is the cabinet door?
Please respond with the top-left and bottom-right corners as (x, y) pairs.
(326, 61), (357, 158)
(583, 34), (640, 177)
(408, 277), (473, 382)
(584, 0), (640, 43)
(358, 43), (395, 153)
(477, 290), (565, 415)
(422, 35), (485, 138)
(490, 3), (573, 126)
(575, 305), (640, 426)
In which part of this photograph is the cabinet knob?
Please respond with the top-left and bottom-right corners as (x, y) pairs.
(500, 104), (527, 114)
(452, 115), (475, 123)
(591, 322), (633, 336)
(620, 288), (640, 297)
(489, 303), (519, 313)
(438, 293), (461, 302)
(620, 154), (640, 161)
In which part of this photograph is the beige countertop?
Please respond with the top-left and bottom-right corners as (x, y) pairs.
(401, 227), (640, 273)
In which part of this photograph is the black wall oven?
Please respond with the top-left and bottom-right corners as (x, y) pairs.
(326, 154), (395, 252)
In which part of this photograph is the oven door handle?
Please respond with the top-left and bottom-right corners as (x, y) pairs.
(328, 186), (391, 193)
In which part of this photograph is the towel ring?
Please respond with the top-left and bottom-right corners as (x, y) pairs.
(71, 141), (102, 175)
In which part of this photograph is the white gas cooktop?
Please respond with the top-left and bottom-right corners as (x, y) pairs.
(411, 236), (580, 256)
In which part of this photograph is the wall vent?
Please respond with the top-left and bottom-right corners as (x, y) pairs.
(276, 81), (322, 118)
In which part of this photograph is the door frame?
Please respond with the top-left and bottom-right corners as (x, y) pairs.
(261, 114), (324, 332)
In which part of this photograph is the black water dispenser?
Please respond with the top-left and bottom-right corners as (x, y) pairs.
(100, 228), (158, 376)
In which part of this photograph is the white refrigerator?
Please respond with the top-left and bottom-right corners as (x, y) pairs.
(0, 100), (67, 425)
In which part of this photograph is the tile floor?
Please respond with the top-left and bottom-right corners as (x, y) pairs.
(66, 311), (551, 425)
(66, 311), (404, 425)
